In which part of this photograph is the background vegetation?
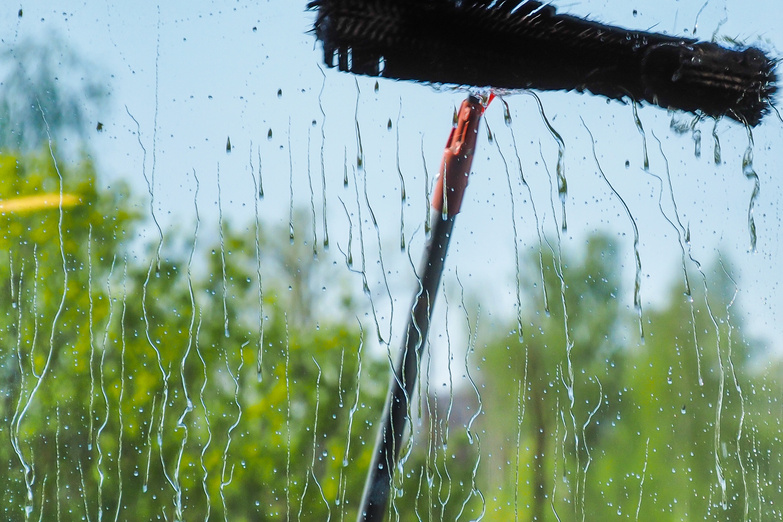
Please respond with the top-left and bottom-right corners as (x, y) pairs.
(0, 39), (780, 522)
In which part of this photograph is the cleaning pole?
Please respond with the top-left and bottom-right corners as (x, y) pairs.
(358, 94), (488, 521)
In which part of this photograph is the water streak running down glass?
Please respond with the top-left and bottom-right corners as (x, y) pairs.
(0, 1), (780, 520)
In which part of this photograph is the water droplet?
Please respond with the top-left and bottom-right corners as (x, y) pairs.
(742, 145), (755, 178)
(712, 123), (721, 164)
(632, 101), (649, 170)
(742, 135), (759, 251)
(343, 152), (349, 187)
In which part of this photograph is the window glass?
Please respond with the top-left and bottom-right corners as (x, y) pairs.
(0, 1), (780, 519)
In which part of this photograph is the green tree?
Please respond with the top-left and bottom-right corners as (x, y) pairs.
(0, 38), (399, 519)
(0, 145), (394, 520)
(0, 37), (107, 151)
(476, 235), (779, 521)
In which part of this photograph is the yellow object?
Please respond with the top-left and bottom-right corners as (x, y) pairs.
(0, 193), (81, 213)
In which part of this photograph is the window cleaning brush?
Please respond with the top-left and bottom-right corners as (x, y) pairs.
(310, 0), (777, 126)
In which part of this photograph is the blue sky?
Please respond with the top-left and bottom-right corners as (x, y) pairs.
(2, 0), (781, 362)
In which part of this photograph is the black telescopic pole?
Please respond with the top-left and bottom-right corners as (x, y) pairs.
(357, 94), (487, 521)
(357, 211), (455, 521)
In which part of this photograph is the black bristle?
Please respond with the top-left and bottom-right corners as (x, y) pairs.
(310, 0), (777, 126)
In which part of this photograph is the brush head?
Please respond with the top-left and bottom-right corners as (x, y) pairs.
(310, 0), (777, 126)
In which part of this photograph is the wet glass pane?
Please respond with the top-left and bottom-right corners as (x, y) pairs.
(0, 1), (780, 520)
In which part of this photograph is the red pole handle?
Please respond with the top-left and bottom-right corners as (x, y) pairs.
(431, 95), (485, 216)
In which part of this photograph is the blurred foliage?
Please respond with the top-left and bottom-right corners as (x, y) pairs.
(0, 38), (780, 522)
(0, 144), (781, 520)
(0, 147), (391, 521)
(1, 146), (781, 520)
(0, 37), (107, 151)
(475, 236), (782, 521)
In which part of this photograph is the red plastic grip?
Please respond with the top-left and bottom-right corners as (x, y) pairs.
(431, 96), (485, 216)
